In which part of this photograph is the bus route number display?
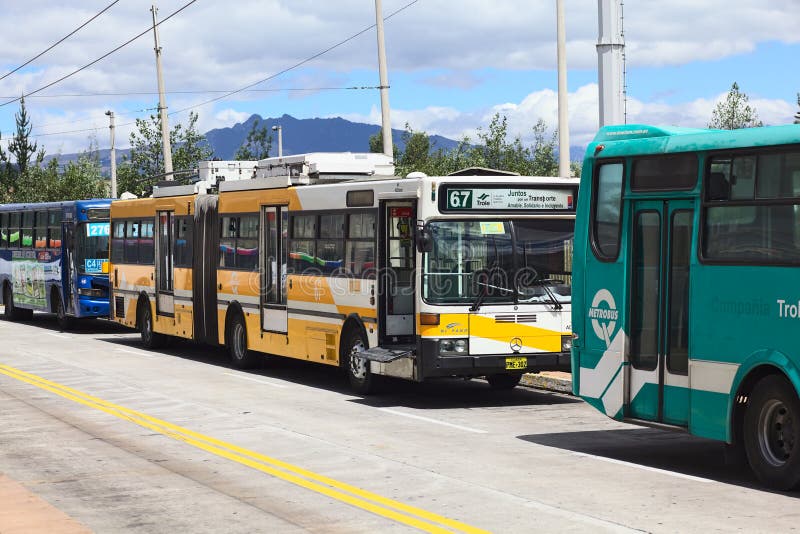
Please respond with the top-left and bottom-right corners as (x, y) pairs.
(85, 222), (110, 237)
(444, 187), (574, 211)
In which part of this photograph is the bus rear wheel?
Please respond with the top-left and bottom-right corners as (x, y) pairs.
(228, 314), (259, 369)
(3, 284), (31, 321)
(486, 373), (522, 390)
(744, 374), (800, 490)
(139, 302), (166, 350)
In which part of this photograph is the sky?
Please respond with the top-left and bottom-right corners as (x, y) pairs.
(0, 0), (798, 157)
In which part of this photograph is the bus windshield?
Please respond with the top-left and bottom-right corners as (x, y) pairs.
(422, 219), (573, 305)
(76, 222), (110, 274)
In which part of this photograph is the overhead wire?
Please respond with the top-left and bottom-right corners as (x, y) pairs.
(0, 0), (199, 108)
(0, 0), (121, 83)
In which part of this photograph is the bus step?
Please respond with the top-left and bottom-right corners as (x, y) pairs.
(360, 345), (415, 363)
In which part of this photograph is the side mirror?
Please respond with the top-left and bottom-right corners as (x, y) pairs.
(415, 221), (433, 253)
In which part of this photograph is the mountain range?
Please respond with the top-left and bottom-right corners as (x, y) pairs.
(51, 113), (585, 172)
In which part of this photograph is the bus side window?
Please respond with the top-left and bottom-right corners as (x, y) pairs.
(0, 212), (7, 248)
(125, 220), (140, 264)
(34, 211), (48, 249)
(8, 212), (20, 247)
(139, 219), (155, 265)
(49, 210), (63, 249)
(592, 162), (624, 260)
(21, 212), (34, 248)
(111, 221), (125, 263)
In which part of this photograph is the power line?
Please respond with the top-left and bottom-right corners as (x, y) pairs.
(169, 0), (418, 117)
(0, 0), (199, 108)
(0, 0), (121, 83)
(13, 85), (381, 100)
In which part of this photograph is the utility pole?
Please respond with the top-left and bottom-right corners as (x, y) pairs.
(556, 0), (570, 178)
(105, 110), (117, 198)
(374, 0), (393, 158)
(151, 5), (173, 179)
(272, 125), (283, 157)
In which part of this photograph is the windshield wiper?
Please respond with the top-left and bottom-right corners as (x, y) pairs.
(531, 277), (563, 311)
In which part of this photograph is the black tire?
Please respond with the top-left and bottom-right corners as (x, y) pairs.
(53, 291), (73, 331)
(341, 328), (378, 395)
(743, 374), (800, 490)
(139, 301), (166, 349)
(3, 284), (30, 321)
(228, 313), (259, 369)
(486, 373), (522, 390)
(2, 284), (14, 321)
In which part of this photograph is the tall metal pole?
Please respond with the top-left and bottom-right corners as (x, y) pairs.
(272, 125), (283, 157)
(556, 0), (570, 177)
(374, 0), (393, 158)
(105, 110), (117, 198)
(597, 0), (626, 126)
(151, 5), (173, 179)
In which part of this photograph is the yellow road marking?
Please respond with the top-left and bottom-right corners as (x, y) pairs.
(0, 364), (489, 534)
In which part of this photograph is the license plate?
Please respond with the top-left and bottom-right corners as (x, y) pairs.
(505, 357), (527, 370)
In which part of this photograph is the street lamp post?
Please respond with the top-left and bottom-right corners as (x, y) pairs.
(272, 125), (283, 157)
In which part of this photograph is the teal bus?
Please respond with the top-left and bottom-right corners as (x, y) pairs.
(571, 123), (800, 490)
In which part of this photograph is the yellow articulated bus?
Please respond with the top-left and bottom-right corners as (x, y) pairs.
(110, 154), (577, 394)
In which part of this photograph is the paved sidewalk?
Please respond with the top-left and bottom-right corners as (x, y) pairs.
(0, 474), (90, 534)
(521, 371), (573, 394)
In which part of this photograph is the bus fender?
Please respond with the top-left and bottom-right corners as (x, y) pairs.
(341, 314), (368, 347)
(726, 349), (800, 442)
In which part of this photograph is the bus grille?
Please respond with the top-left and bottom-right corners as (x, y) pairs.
(494, 314), (537, 323)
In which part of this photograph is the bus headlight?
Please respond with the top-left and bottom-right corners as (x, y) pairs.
(439, 339), (468, 355)
(561, 335), (573, 352)
(78, 288), (105, 298)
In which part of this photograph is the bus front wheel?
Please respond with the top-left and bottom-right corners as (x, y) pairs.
(341, 329), (378, 395)
(744, 374), (800, 490)
(139, 302), (166, 350)
(53, 291), (73, 331)
(228, 314), (259, 369)
(486, 373), (522, 390)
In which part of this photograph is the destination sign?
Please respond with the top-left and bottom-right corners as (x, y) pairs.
(85, 222), (110, 237)
(443, 186), (574, 211)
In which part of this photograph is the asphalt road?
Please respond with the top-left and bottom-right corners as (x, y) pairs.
(0, 312), (797, 533)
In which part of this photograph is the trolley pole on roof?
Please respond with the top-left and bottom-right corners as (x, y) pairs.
(105, 110), (117, 198)
(374, 0), (393, 158)
(556, 0), (571, 178)
(151, 5), (174, 179)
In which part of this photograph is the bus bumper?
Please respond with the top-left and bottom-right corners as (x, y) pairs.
(77, 296), (109, 318)
(418, 338), (570, 379)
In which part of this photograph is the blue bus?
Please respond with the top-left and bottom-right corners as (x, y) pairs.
(0, 199), (112, 329)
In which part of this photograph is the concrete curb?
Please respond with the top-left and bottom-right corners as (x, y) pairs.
(520, 372), (573, 394)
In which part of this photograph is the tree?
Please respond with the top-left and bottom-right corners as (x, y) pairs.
(368, 129), (400, 160)
(397, 124), (431, 176)
(235, 118), (272, 160)
(708, 82), (763, 130)
(7, 97), (41, 176)
(117, 111), (212, 196)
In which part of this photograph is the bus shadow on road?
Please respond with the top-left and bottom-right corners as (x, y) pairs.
(95, 334), (581, 408)
(517, 428), (797, 493)
(9, 312), (131, 335)
(348, 379), (583, 410)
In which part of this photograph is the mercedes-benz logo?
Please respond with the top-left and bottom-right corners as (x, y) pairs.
(510, 337), (522, 352)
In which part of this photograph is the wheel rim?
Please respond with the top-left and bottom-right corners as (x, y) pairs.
(232, 323), (246, 360)
(757, 398), (796, 467)
(142, 310), (152, 344)
(349, 340), (367, 380)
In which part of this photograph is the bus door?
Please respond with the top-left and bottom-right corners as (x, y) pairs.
(628, 199), (693, 426)
(380, 201), (416, 343)
(156, 211), (174, 315)
(261, 206), (288, 332)
(61, 222), (76, 314)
